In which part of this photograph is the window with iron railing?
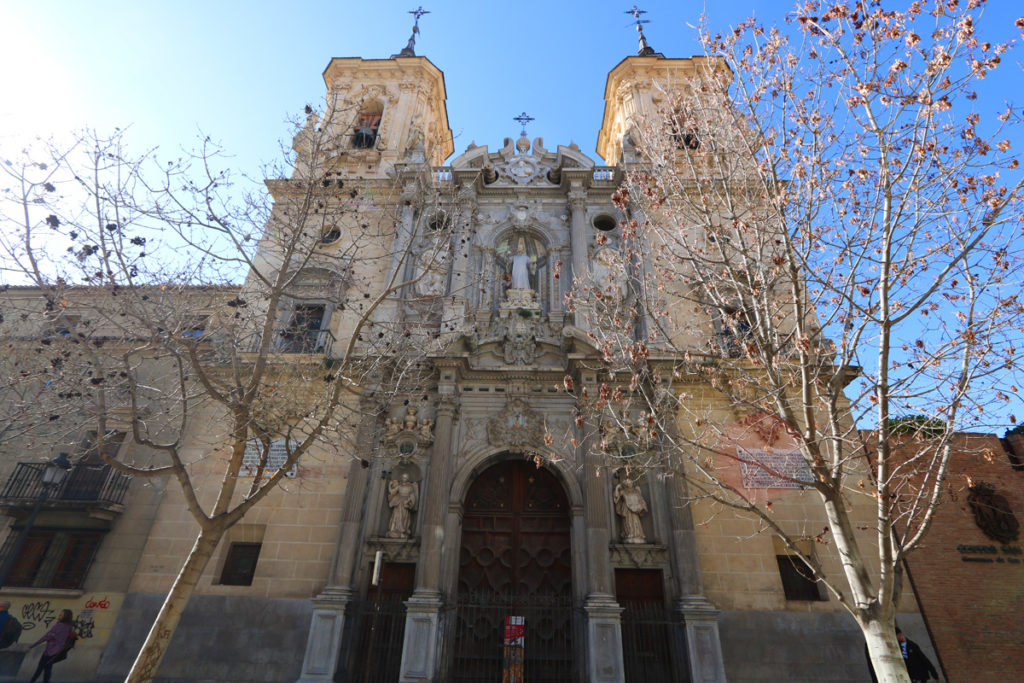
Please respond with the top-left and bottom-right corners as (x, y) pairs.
(275, 303), (334, 354)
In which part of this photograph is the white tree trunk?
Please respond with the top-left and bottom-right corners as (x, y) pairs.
(863, 618), (911, 683)
(124, 527), (224, 682)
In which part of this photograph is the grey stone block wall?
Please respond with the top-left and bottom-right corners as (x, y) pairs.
(717, 611), (937, 683)
(95, 593), (312, 683)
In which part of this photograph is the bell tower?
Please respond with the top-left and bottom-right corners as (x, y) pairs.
(305, 55), (453, 178)
(596, 54), (719, 166)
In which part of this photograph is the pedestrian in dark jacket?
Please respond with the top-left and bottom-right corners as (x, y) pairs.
(865, 627), (940, 683)
(26, 609), (77, 683)
(897, 627), (939, 682)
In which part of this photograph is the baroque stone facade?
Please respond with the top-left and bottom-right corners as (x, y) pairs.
(0, 40), (962, 683)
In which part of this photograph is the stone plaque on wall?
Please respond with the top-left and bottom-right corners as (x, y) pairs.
(738, 447), (812, 489)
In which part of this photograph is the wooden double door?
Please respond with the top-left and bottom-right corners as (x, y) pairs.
(452, 460), (575, 681)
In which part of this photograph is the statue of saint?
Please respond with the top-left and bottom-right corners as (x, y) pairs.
(387, 473), (419, 539)
(613, 479), (648, 544)
(413, 239), (449, 297)
(509, 241), (534, 290)
(495, 236), (547, 307)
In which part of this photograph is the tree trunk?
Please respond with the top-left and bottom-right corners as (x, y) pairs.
(862, 618), (912, 683)
(124, 527), (225, 682)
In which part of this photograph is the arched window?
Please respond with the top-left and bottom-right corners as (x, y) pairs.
(668, 108), (700, 151)
(352, 101), (383, 149)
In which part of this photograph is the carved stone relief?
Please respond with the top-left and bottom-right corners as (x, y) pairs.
(381, 405), (434, 459)
(968, 481), (1020, 544)
(487, 398), (544, 451)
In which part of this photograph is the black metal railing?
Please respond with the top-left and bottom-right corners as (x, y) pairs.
(0, 462), (131, 507)
(620, 601), (689, 683)
(341, 594), (409, 683)
(450, 592), (577, 683)
(275, 328), (335, 355)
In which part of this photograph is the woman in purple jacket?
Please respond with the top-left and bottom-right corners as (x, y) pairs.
(26, 609), (76, 683)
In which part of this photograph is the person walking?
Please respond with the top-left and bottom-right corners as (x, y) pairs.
(25, 609), (76, 683)
(896, 627), (939, 683)
(866, 627), (940, 683)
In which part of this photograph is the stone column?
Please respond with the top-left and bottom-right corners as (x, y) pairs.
(399, 393), (457, 682)
(581, 424), (626, 683)
(442, 189), (475, 336)
(296, 408), (377, 683)
(666, 471), (727, 683)
(568, 187), (589, 285)
(382, 184), (417, 315)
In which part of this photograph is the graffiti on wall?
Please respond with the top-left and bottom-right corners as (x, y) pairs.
(8, 594), (122, 648)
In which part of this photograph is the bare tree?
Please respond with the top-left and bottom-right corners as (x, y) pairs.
(570, 3), (1023, 682)
(0, 98), (465, 680)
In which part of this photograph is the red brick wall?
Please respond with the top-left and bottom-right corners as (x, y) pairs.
(901, 433), (1024, 683)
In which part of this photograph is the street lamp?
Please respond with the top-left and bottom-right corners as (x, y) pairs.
(0, 453), (73, 589)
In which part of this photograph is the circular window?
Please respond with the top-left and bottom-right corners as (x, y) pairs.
(428, 212), (450, 231)
(592, 214), (618, 232)
(319, 227), (341, 245)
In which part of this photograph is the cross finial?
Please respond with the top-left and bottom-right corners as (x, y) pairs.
(513, 112), (535, 138)
(397, 6), (430, 57)
(625, 5), (656, 56)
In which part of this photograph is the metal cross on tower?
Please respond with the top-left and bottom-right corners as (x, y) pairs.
(397, 6), (431, 57)
(513, 112), (535, 138)
(625, 5), (656, 56)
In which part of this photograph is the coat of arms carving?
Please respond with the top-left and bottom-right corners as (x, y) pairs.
(967, 481), (1020, 545)
(487, 398), (543, 451)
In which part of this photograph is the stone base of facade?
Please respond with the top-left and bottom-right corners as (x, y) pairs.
(716, 610), (937, 682)
(398, 593), (443, 682)
(584, 595), (625, 683)
(92, 593), (312, 683)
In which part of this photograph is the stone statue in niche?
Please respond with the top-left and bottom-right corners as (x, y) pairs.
(387, 473), (419, 539)
(413, 235), (449, 297)
(613, 479), (648, 544)
(510, 242), (533, 290)
(496, 234), (546, 307)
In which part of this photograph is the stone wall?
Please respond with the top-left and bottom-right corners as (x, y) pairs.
(901, 433), (1024, 683)
(94, 594), (311, 682)
(718, 611), (936, 682)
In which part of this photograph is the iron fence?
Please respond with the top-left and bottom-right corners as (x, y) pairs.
(450, 592), (577, 683)
(340, 594), (409, 683)
(0, 462), (131, 506)
(620, 600), (689, 683)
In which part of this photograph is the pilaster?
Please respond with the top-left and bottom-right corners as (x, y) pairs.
(581, 424), (626, 683)
(399, 393), (457, 682)
(296, 407), (377, 682)
(666, 471), (727, 683)
(568, 187), (589, 285)
(584, 596), (626, 683)
(295, 587), (353, 683)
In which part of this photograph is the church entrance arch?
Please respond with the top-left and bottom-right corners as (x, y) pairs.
(451, 459), (575, 681)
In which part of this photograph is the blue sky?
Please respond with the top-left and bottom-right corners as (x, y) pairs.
(0, 1), (840, 171)
(2, 1), (1021, 172)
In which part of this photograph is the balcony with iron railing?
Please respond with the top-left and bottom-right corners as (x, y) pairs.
(274, 326), (336, 355)
(0, 462), (132, 519)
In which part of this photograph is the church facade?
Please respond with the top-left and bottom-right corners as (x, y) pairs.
(0, 38), (944, 683)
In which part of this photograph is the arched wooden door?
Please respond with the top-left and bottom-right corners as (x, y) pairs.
(452, 459), (574, 681)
